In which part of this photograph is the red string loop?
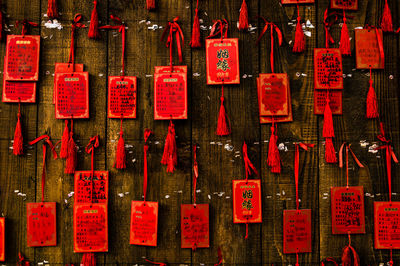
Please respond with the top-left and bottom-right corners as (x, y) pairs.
(294, 143), (314, 210)
(16, 19), (38, 36)
(193, 145), (199, 205)
(85, 135), (100, 203)
(242, 141), (258, 182)
(207, 19), (229, 42)
(143, 129), (153, 201)
(69, 14), (86, 68)
(161, 17), (184, 72)
(256, 17), (282, 73)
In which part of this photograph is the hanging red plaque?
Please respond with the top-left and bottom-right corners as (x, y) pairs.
(206, 38), (240, 85)
(74, 171), (109, 204)
(0, 218), (4, 261)
(283, 209), (312, 254)
(53, 63), (84, 104)
(232, 179), (262, 223)
(2, 80), (36, 103)
(26, 202), (57, 247)
(130, 201), (158, 247)
(181, 204), (210, 249)
(258, 73), (289, 116)
(108, 76), (137, 119)
(355, 29), (384, 69)
(374, 201), (400, 249)
(4, 35), (40, 81)
(331, 0), (358, 10)
(73, 203), (108, 253)
(331, 186), (365, 234)
(314, 49), (343, 90)
(314, 90), (343, 115)
(281, 0), (314, 3)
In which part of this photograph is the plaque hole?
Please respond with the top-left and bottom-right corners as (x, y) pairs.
(143, 203), (146, 207)
(89, 247), (92, 250)
(41, 204), (44, 208)
(41, 241), (43, 244)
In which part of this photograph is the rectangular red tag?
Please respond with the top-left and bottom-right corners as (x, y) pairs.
(73, 203), (108, 253)
(130, 201), (158, 247)
(314, 48), (343, 90)
(55, 72), (89, 119)
(26, 202), (57, 247)
(355, 29), (384, 69)
(374, 201), (400, 249)
(283, 209), (312, 254)
(53, 63), (84, 104)
(4, 35), (40, 81)
(2, 80), (36, 103)
(331, 186), (365, 234)
(0, 218), (4, 261)
(181, 204), (210, 249)
(108, 76), (137, 119)
(258, 73), (289, 116)
(331, 0), (358, 10)
(314, 90), (342, 115)
(281, 0), (314, 3)
(232, 179), (262, 223)
(206, 38), (240, 85)
(74, 171), (108, 204)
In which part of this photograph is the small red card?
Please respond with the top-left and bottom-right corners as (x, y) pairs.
(108, 76), (137, 119)
(4, 35), (40, 81)
(281, 0), (314, 3)
(206, 38), (240, 85)
(2, 80), (36, 103)
(0, 218), (4, 261)
(331, 186), (365, 234)
(314, 49), (343, 90)
(355, 29), (384, 69)
(314, 90), (343, 115)
(232, 180), (262, 223)
(53, 63), (84, 104)
(181, 204), (210, 249)
(283, 209), (312, 254)
(154, 68), (188, 120)
(73, 203), (108, 253)
(374, 201), (400, 249)
(55, 72), (89, 119)
(74, 171), (109, 204)
(130, 201), (158, 246)
(26, 202), (57, 247)
(331, 0), (357, 10)
(258, 73), (289, 116)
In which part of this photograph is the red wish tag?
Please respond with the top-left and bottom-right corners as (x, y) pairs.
(53, 63), (84, 104)
(314, 49), (343, 90)
(55, 72), (89, 119)
(206, 38), (240, 85)
(130, 201), (158, 247)
(108, 76), (137, 119)
(258, 73), (289, 116)
(74, 171), (109, 204)
(355, 29), (384, 69)
(283, 209), (312, 254)
(232, 180), (262, 223)
(314, 90), (342, 115)
(0, 218), (4, 261)
(331, 0), (358, 10)
(374, 201), (400, 249)
(331, 186), (365, 234)
(73, 203), (108, 253)
(2, 80), (36, 103)
(281, 0), (314, 3)
(181, 204), (210, 249)
(26, 202), (57, 247)
(4, 35), (40, 81)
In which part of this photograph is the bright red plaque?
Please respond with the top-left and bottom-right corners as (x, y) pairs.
(0, 218), (4, 261)
(74, 171), (109, 204)
(355, 29), (384, 69)
(130, 201), (158, 246)
(232, 180), (262, 223)
(374, 201), (400, 249)
(108, 76), (137, 119)
(283, 209), (312, 254)
(314, 48), (343, 90)
(53, 63), (84, 104)
(281, 0), (314, 3)
(181, 204), (210, 249)
(258, 73), (289, 116)
(314, 90), (343, 115)
(26, 202), (57, 247)
(2, 80), (36, 103)
(331, 0), (357, 10)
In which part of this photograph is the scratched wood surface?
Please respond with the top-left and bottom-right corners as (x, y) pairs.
(0, 0), (398, 265)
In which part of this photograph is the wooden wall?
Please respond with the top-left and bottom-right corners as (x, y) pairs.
(0, 0), (399, 264)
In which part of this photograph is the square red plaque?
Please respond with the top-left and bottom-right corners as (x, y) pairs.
(331, 186), (365, 234)
(258, 73), (289, 116)
(181, 204), (210, 249)
(108, 76), (137, 119)
(206, 38), (240, 85)
(314, 48), (343, 90)
(2, 79), (36, 103)
(0, 218), (4, 261)
(74, 171), (109, 204)
(355, 29), (384, 69)
(281, 0), (314, 3)
(374, 201), (400, 249)
(26, 202), (57, 247)
(314, 90), (343, 115)
(53, 63), (84, 104)
(130, 201), (158, 246)
(283, 209), (312, 254)
(331, 0), (357, 10)
(233, 180), (262, 223)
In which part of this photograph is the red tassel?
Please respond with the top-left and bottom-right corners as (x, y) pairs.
(146, 0), (156, 10)
(60, 120), (69, 159)
(161, 121), (177, 173)
(293, 13), (305, 53)
(238, 0), (248, 31)
(46, 0), (58, 19)
(216, 95), (231, 136)
(81, 253), (96, 266)
(65, 124), (77, 174)
(323, 97), (334, 138)
(340, 17), (351, 56)
(88, 0), (100, 39)
(114, 120), (126, 169)
(381, 0), (393, 32)
(325, 137), (337, 163)
(190, 7), (201, 48)
(267, 125), (281, 173)
(341, 246), (360, 266)
(366, 79), (379, 118)
(13, 107), (23, 156)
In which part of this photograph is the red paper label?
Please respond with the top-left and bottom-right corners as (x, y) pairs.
(181, 204), (210, 249)
(258, 73), (289, 116)
(130, 201), (158, 246)
(53, 63), (84, 104)
(154, 69), (187, 120)
(331, 0), (358, 10)
(26, 202), (57, 247)
(355, 29), (384, 69)
(281, 0), (314, 3)
(283, 209), (312, 254)
(55, 72), (89, 119)
(232, 180), (262, 223)
(108, 76), (137, 119)
(314, 90), (342, 115)
(73, 203), (108, 253)
(374, 201), (400, 249)
(206, 38), (240, 85)
(0, 218), (4, 261)
(2, 80), (36, 103)
(331, 186), (365, 234)
(155, 65), (187, 74)
(4, 35), (40, 81)
(74, 171), (109, 204)
(314, 49), (343, 90)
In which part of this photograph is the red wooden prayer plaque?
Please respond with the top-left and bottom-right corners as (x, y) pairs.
(53, 63), (84, 104)
(206, 38), (240, 85)
(73, 203), (108, 253)
(283, 209), (312, 254)
(55, 72), (89, 119)
(74, 171), (109, 204)
(331, 186), (365, 234)
(232, 180), (262, 223)
(314, 90), (343, 115)
(0, 218), (4, 261)
(26, 202), (57, 247)
(374, 201), (400, 249)
(155, 65), (187, 74)
(130, 201), (158, 246)
(331, 0), (357, 10)
(281, 0), (314, 3)
(355, 29), (384, 69)
(258, 73), (289, 116)
(181, 204), (210, 249)
(108, 76), (137, 119)
(4, 35), (40, 81)
(154, 68), (188, 120)
(314, 49), (343, 90)
(2, 80), (36, 103)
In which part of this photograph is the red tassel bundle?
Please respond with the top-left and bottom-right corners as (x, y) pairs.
(46, 0), (58, 19)
(81, 252), (96, 266)
(65, 123), (77, 174)
(293, 6), (305, 53)
(323, 97), (337, 163)
(381, 0), (393, 32)
(13, 110), (23, 156)
(60, 120), (69, 158)
(340, 16), (351, 56)
(341, 245), (360, 266)
(216, 88), (231, 136)
(366, 79), (379, 118)
(238, 0), (248, 31)
(114, 120), (126, 169)
(146, 0), (156, 11)
(190, 5), (201, 48)
(267, 125), (281, 173)
(88, 0), (100, 39)
(161, 120), (177, 173)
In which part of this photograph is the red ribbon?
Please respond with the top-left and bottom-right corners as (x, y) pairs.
(143, 129), (153, 201)
(193, 144), (199, 205)
(294, 143), (314, 210)
(256, 17), (282, 73)
(364, 24), (385, 66)
(69, 14), (86, 69)
(145, 259), (166, 266)
(16, 19), (38, 36)
(323, 9), (337, 48)
(214, 247), (223, 266)
(339, 143), (364, 187)
(161, 17), (184, 73)
(207, 19), (229, 42)
(85, 135), (100, 203)
(242, 141), (258, 182)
